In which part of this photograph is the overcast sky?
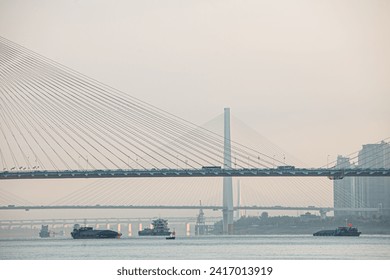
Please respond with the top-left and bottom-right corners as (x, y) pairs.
(0, 0), (389, 219)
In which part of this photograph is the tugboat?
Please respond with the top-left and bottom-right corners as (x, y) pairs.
(138, 218), (171, 236)
(71, 224), (122, 239)
(313, 224), (361, 236)
(166, 229), (176, 240)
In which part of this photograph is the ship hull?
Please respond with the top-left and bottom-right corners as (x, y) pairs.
(313, 231), (361, 236)
(71, 229), (121, 239)
(138, 231), (171, 236)
(313, 227), (361, 236)
(39, 232), (50, 238)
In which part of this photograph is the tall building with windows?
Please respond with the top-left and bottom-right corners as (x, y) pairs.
(334, 141), (390, 218)
(333, 156), (357, 217)
(357, 142), (390, 217)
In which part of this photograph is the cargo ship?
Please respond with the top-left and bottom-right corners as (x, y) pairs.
(313, 225), (361, 236)
(71, 224), (122, 239)
(138, 218), (171, 236)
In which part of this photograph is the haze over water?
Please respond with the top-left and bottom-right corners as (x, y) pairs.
(1, 235), (390, 260)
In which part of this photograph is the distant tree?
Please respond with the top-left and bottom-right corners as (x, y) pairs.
(260, 212), (269, 219)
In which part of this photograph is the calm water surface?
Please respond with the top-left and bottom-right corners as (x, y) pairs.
(1, 235), (389, 260)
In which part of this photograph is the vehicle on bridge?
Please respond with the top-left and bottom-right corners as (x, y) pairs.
(202, 166), (222, 170)
(276, 165), (295, 170)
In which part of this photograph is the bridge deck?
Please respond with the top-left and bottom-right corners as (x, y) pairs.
(1, 168), (389, 180)
(0, 205), (382, 212)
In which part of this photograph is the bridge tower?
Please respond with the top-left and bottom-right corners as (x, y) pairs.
(223, 108), (234, 234)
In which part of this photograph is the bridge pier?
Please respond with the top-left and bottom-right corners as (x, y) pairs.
(223, 108), (234, 234)
(128, 223), (132, 236)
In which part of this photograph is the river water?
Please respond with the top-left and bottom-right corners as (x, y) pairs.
(1, 234), (389, 260)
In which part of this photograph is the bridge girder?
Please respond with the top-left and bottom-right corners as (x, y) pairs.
(1, 168), (389, 180)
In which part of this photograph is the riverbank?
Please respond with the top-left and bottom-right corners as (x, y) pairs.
(212, 215), (390, 235)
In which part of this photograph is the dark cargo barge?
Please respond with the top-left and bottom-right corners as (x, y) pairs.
(71, 224), (122, 239)
(313, 226), (361, 236)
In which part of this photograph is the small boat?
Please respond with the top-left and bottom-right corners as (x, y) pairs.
(166, 230), (176, 240)
(313, 225), (361, 236)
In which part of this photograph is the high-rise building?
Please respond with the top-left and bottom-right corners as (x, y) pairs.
(333, 141), (390, 218)
(333, 156), (357, 217)
(357, 142), (390, 217)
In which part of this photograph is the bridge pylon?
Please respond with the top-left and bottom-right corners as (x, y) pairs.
(223, 108), (234, 234)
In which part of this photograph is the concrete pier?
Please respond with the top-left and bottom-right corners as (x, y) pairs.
(223, 108), (234, 234)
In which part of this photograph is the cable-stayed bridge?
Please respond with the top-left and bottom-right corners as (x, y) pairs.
(1, 36), (389, 233)
(1, 36), (388, 177)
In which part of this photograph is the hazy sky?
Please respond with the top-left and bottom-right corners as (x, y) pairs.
(0, 0), (389, 219)
(1, 0), (389, 165)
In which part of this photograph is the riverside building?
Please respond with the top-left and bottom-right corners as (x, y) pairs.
(333, 141), (390, 218)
